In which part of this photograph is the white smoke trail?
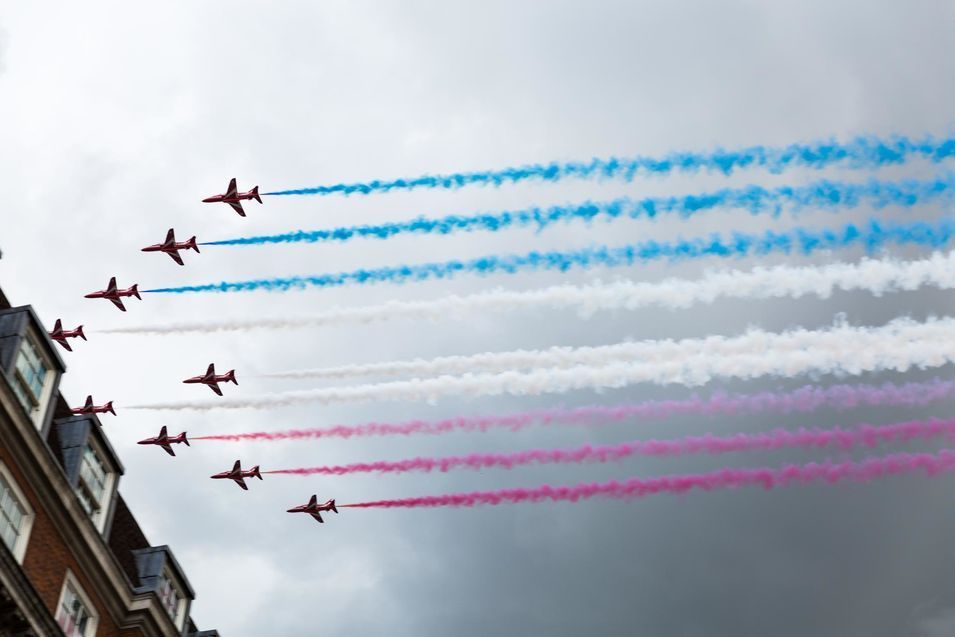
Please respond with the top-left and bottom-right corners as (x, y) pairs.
(102, 252), (955, 336)
(264, 314), (955, 380)
(131, 317), (955, 411)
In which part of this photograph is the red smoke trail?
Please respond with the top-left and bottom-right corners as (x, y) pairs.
(338, 449), (955, 509)
(192, 378), (955, 443)
(262, 419), (955, 476)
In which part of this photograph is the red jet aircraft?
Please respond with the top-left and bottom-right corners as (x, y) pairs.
(141, 228), (199, 266)
(48, 319), (86, 352)
(287, 494), (339, 524)
(84, 277), (141, 312)
(71, 395), (115, 417)
(210, 460), (261, 490)
(137, 426), (189, 457)
(202, 178), (261, 217)
(182, 363), (237, 396)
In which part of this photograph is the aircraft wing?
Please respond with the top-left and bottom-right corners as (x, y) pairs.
(311, 512), (324, 523)
(161, 443), (176, 457)
(55, 337), (72, 352)
(166, 251), (185, 266)
(208, 382), (223, 396)
(164, 228), (175, 245)
(228, 201), (246, 217)
(226, 178), (237, 197)
(233, 476), (248, 490)
(107, 277), (118, 293)
(110, 298), (127, 312)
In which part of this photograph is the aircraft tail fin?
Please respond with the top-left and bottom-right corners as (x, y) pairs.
(187, 236), (200, 253)
(181, 432), (190, 447)
(76, 326), (87, 341)
(225, 369), (237, 385)
(131, 284), (141, 300)
(252, 186), (262, 204)
(251, 465), (262, 480)
(329, 499), (338, 514)
(105, 401), (116, 416)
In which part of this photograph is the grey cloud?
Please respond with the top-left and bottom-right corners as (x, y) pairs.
(909, 592), (955, 637)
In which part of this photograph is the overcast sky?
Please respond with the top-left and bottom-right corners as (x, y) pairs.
(3, 2), (955, 635)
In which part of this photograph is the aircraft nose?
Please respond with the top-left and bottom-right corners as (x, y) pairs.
(83, 292), (96, 298)
(202, 196), (216, 203)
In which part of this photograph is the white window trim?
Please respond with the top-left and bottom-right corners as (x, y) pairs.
(160, 565), (188, 630)
(76, 436), (116, 533)
(15, 328), (56, 430)
(54, 570), (99, 637)
(0, 460), (34, 563)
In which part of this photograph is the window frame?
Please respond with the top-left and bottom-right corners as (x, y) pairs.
(14, 337), (46, 403)
(9, 328), (56, 428)
(54, 570), (99, 637)
(74, 438), (115, 533)
(157, 565), (187, 629)
(0, 461), (34, 563)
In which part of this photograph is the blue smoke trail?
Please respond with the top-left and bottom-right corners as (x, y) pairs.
(146, 218), (955, 295)
(209, 176), (955, 247)
(263, 134), (955, 197)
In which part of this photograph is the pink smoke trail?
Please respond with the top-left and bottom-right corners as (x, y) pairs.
(264, 419), (955, 476)
(339, 449), (955, 509)
(193, 378), (955, 442)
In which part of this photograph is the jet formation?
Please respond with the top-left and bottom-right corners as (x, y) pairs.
(84, 277), (141, 312)
(287, 494), (339, 524)
(48, 319), (86, 351)
(202, 178), (261, 217)
(183, 363), (238, 396)
(137, 426), (189, 456)
(142, 228), (199, 266)
(210, 460), (262, 490)
(70, 177), (343, 525)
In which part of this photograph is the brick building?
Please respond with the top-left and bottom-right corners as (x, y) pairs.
(0, 282), (219, 637)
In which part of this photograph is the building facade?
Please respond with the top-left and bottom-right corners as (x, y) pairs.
(0, 285), (218, 637)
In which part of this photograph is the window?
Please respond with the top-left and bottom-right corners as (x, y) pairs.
(0, 463), (33, 562)
(12, 337), (47, 413)
(158, 567), (186, 628)
(76, 443), (110, 527)
(55, 573), (98, 637)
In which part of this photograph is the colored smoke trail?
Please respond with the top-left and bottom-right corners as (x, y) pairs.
(190, 379), (955, 442)
(208, 177), (955, 247)
(131, 317), (955, 410)
(264, 420), (955, 476)
(264, 315), (955, 381)
(263, 134), (955, 197)
(340, 450), (955, 509)
(105, 252), (955, 335)
(142, 219), (955, 295)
